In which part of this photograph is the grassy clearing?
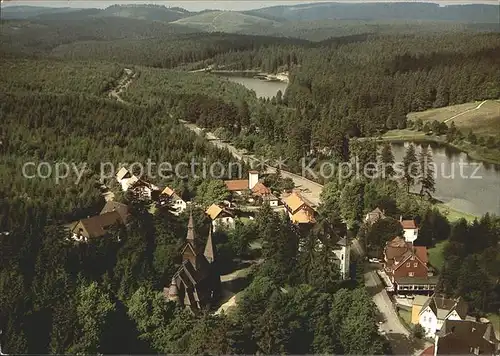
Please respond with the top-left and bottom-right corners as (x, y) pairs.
(407, 100), (500, 137)
(428, 240), (448, 272)
(436, 203), (477, 223)
(380, 129), (428, 141)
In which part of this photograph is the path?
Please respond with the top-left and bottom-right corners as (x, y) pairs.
(210, 11), (224, 32)
(444, 100), (488, 123)
(108, 68), (135, 103)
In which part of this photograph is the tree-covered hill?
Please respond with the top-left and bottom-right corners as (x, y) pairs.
(248, 2), (500, 23)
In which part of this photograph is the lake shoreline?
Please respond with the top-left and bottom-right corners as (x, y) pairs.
(378, 131), (500, 166)
(190, 67), (290, 83)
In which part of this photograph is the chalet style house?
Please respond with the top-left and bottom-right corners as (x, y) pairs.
(115, 167), (160, 200)
(165, 214), (221, 312)
(69, 201), (128, 242)
(205, 204), (235, 230)
(421, 319), (499, 356)
(383, 236), (437, 292)
(159, 186), (187, 215)
(282, 191), (316, 224)
(365, 207), (386, 225)
(434, 319), (499, 355)
(412, 294), (469, 337)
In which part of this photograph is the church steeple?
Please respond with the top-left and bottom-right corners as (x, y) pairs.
(204, 226), (215, 263)
(186, 211), (195, 246)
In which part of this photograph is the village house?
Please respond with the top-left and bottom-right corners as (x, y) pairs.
(224, 170), (260, 195)
(383, 236), (437, 292)
(282, 191), (316, 224)
(70, 212), (124, 242)
(251, 181), (279, 207)
(205, 204), (235, 230)
(421, 319), (499, 356)
(100, 201), (129, 222)
(116, 167), (138, 191)
(412, 294), (469, 337)
(159, 186), (187, 215)
(128, 178), (160, 201)
(164, 214), (221, 312)
(115, 167), (160, 200)
(70, 201), (129, 242)
(365, 207), (386, 225)
(332, 237), (351, 280)
(400, 216), (419, 243)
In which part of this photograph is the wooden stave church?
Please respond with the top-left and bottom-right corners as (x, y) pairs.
(164, 213), (221, 312)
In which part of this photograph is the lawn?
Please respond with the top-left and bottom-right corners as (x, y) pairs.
(428, 240), (448, 272)
(436, 203), (477, 223)
(397, 308), (412, 329)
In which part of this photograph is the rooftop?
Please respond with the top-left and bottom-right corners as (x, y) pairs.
(224, 179), (248, 192)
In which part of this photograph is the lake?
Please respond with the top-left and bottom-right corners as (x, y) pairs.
(216, 74), (288, 99)
(391, 142), (500, 217)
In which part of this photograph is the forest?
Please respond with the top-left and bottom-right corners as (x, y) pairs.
(1, 8), (500, 354)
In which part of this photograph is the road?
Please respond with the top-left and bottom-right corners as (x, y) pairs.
(365, 265), (431, 355)
(444, 99), (488, 123)
(181, 120), (323, 207)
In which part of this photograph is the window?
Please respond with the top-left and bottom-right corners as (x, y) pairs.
(406, 262), (410, 267)
(423, 316), (427, 322)
(414, 230), (417, 235)
(408, 272), (414, 277)
(411, 256), (415, 260)
(414, 263), (418, 267)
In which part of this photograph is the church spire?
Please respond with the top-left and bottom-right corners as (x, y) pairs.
(204, 225), (215, 263)
(186, 211), (195, 244)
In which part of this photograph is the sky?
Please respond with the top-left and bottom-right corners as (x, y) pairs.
(2, 0), (498, 11)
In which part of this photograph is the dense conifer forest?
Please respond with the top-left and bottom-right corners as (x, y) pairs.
(0, 4), (499, 354)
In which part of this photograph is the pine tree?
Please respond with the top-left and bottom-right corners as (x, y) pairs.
(402, 144), (418, 192)
(378, 142), (395, 179)
(418, 145), (436, 197)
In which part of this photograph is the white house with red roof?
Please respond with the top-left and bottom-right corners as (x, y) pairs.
(400, 216), (418, 243)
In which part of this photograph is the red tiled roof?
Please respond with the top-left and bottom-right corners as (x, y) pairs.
(251, 182), (271, 196)
(401, 220), (417, 229)
(224, 179), (248, 191)
(414, 246), (428, 265)
(385, 236), (408, 260)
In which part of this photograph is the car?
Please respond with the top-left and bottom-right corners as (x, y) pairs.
(369, 258), (381, 263)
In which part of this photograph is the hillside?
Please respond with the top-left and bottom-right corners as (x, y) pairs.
(97, 4), (192, 22)
(172, 11), (280, 33)
(249, 3), (500, 23)
(1, 4), (193, 22)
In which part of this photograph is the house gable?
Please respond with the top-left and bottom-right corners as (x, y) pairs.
(392, 253), (428, 278)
